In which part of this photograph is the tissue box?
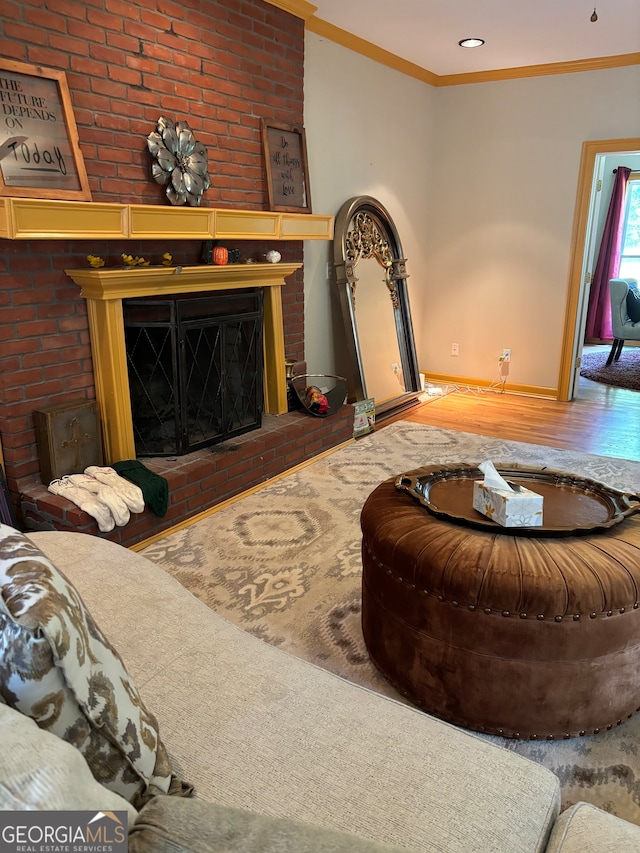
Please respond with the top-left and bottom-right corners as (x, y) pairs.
(472, 480), (543, 527)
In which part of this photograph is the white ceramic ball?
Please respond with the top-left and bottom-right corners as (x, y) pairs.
(265, 250), (281, 263)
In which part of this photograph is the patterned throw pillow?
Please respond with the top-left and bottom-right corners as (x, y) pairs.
(0, 523), (190, 807)
(0, 703), (138, 825)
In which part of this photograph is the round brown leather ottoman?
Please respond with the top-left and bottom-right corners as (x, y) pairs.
(360, 466), (640, 740)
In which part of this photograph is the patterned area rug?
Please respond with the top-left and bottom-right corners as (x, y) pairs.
(580, 347), (640, 391)
(141, 421), (640, 825)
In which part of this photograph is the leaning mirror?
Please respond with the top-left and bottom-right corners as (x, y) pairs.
(333, 196), (421, 419)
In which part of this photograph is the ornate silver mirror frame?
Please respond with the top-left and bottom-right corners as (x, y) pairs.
(333, 196), (421, 418)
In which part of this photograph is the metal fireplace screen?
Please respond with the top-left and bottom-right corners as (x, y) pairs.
(123, 291), (264, 456)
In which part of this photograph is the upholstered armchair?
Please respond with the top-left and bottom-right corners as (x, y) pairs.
(607, 278), (640, 365)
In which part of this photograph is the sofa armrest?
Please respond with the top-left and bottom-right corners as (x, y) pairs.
(546, 802), (640, 852)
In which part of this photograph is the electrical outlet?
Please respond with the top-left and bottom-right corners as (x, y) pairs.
(501, 348), (511, 362)
(451, 343), (459, 356)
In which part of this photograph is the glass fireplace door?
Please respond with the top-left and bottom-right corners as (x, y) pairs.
(124, 291), (263, 457)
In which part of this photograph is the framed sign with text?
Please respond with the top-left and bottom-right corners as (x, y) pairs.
(0, 59), (91, 201)
(261, 119), (311, 213)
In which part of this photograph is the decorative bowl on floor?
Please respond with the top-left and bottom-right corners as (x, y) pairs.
(289, 374), (348, 417)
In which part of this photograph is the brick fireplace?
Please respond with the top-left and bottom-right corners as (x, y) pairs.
(0, 0), (354, 547)
(8, 239), (354, 548)
(65, 260), (309, 461)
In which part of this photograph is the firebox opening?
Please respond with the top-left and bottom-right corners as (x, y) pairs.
(123, 290), (264, 457)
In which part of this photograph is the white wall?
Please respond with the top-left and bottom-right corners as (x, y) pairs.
(427, 67), (640, 390)
(303, 32), (436, 379)
(304, 35), (640, 393)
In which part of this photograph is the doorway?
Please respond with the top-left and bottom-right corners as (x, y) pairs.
(558, 137), (640, 401)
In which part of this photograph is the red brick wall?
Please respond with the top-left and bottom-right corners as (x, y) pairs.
(1, 0), (304, 205)
(0, 0), (306, 515)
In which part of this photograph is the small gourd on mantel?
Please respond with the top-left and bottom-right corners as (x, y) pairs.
(212, 245), (229, 265)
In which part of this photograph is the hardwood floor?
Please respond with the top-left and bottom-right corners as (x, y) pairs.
(388, 371), (640, 463)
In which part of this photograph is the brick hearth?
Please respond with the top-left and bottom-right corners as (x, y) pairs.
(20, 405), (354, 549)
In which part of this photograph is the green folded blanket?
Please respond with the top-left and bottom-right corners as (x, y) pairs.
(112, 460), (169, 518)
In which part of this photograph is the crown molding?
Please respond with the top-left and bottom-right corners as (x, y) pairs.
(264, 0), (317, 21)
(306, 16), (438, 85)
(436, 52), (640, 87)
(306, 16), (640, 87)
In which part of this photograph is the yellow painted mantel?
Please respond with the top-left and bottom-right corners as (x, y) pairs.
(65, 264), (303, 463)
(0, 196), (334, 241)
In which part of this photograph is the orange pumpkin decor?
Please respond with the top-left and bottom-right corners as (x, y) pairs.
(212, 246), (229, 265)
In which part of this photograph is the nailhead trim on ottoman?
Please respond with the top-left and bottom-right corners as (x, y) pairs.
(360, 468), (640, 739)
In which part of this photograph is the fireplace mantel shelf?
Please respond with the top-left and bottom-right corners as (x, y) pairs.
(0, 197), (334, 241)
(65, 262), (304, 300)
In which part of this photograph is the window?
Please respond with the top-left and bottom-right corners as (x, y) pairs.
(619, 172), (640, 281)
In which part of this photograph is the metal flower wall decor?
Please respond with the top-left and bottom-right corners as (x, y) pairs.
(147, 116), (211, 206)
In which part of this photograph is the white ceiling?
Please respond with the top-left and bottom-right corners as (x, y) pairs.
(309, 0), (640, 77)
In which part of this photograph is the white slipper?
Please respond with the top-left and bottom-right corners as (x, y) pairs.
(84, 466), (145, 514)
(48, 479), (115, 533)
(65, 474), (130, 527)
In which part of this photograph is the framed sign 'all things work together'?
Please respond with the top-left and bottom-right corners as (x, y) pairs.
(0, 58), (91, 201)
(261, 119), (311, 213)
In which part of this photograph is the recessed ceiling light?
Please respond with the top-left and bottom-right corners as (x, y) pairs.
(458, 38), (485, 48)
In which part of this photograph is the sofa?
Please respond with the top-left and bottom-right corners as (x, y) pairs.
(2, 524), (640, 852)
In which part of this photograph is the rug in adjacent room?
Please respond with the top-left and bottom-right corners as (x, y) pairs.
(141, 420), (640, 827)
(580, 347), (640, 391)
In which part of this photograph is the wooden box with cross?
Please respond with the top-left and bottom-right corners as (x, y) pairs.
(34, 400), (103, 486)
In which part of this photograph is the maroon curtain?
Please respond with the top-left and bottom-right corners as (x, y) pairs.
(585, 166), (631, 340)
